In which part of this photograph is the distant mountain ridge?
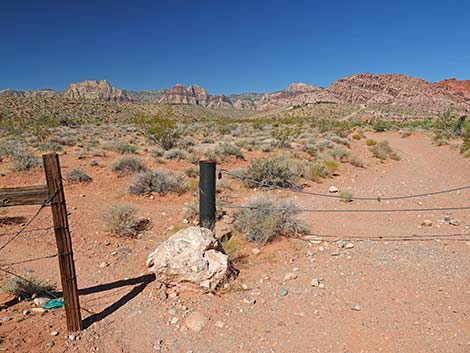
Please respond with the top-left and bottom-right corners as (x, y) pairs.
(1, 74), (470, 113)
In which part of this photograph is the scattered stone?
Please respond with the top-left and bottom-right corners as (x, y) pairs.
(331, 249), (340, 256)
(444, 214), (452, 221)
(318, 283), (326, 289)
(279, 288), (289, 297)
(159, 286), (168, 301)
(284, 272), (298, 281)
(170, 317), (179, 325)
(98, 262), (109, 268)
(183, 218), (189, 224)
(68, 333), (78, 341)
(351, 304), (361, 311)
(22, 309), (30, 316)
(46, 341), (55, 348)
(337, 240), (346, 248)
(104, 240), (111, 246)
(421, 220), (433, 227)
(345, 242), (355, 249)
(31, 308), (46, 314)
(33, 297), (50, 307)
(449, 219), (461, 226)
(329, 186), (339, 193)
(50, 331), (59, 336)
(185, 311), (208, 332)
(215, 320), (225, 328)
(252, 248), (261, 255)
(243, 296), (256, 305)
(310, 278), (320, 287)
(146, 227), (231, 290)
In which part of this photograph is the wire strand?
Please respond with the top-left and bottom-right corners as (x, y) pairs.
(0, 253), (57, 267)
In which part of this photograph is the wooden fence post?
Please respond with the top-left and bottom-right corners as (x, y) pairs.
(42, 153), (82, 332)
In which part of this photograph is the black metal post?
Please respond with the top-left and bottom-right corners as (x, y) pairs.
(199, 160), (216, 231)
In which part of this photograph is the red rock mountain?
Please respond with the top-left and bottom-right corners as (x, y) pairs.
(437, 78), (470, 99)
(64, 80), (131, 101)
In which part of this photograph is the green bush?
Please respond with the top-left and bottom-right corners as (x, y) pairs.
(244, 155), (302, 189)
(164, 148), (186, 160)
(11, 150), (40, 171)
(110, 156), (148, 176)
(460, 127), (470, 156)
(217, 143), (244, 160)
(1, 276), (55, 299)
(370, 141), (401, 160)
(115, 142), (137, 155)
(128, 169), (187, 195)
(233, 196), (308, 245)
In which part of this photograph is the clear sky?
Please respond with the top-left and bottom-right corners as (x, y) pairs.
(2, 0), (470, 94)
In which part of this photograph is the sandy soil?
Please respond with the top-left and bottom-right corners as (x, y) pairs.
(1, 132), (470, 353)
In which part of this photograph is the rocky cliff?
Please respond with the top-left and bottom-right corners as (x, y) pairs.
(64, 80), (131, 101)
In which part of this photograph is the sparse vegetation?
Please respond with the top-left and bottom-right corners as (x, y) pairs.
(244, 155), (302, 189)
(102, 204), (140, 237)
(233, 196), (308, 245)
(65, 168), (92, 183)
(370, 141), (401, 160)
(110, 156), (148, 176)
(1, 276), (55, 299)
(128, 169), (187, 195)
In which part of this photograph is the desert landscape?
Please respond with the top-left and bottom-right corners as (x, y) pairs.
(1, 72), (470, 353)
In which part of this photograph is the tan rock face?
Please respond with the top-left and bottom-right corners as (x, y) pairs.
(146, 227), (231, 290)
(159, 84), (209, 105)
(64, 80), (130, 101)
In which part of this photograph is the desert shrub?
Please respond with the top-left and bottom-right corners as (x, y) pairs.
(115, 142), (136, 155)
(330, 146), (350, 162)
(307, 160), (339, 181)
(65, 168), (92, 183)
(351, 133), (362, 140)
(164, 148), (186, 160)
(366, 139), (377, 146)
(459, 127), (470, 156)
(102, 204), (140, 237)
(133, 105), (180, 150)
(400, 130), (412, 138)
(349, 155), (365, 168)
(110, 156), (148, 176)
(149, 146), (164, 158)
(89, 159), (99, 167)
(340, 191), (353, 202)
(128, 169), (187, 195)
(1, 276), (55, 299)
(38, 140), (63, 153)
(201, 137), (215, 144)
(217, 143), (244, 160)
(183, 200), (199, 220)
(233, 196), (308, 245)
(11, 150), (40, 171)
(244, 155), (301, 189)
(184, 166), (199, 178)
(321, 132), (351, 147)
(271, 127), (301, 147)
(370, 141), (401, 160)
(432, 132), (449, 146)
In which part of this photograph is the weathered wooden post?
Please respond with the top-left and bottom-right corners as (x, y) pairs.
(42, 153), (82, 332)
(199, 160), (216, 231)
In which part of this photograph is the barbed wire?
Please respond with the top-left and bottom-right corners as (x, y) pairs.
(0, 253), (57, 267)
(303, 232), (470, 242)
(0, 189), (57, 254)
(220, 169), (470, 201)
(0, 226), (54, 238)
(220, 203), (470, 213)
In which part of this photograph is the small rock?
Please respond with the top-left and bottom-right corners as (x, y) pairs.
(47, 341), (55, 348)
(149, 195), (155, 200)
(243, 296), (256, 305)
(183, 218), (189, 224)
(98, 262), (109, 268)
(345, 242), (355, 249)
(170, 317), (179, 325)
(159, 287), (168, 301)
(421, 220), (433, 227)
(68, 334), (78, 341)
(331, 249), (340, 256)
(185, 311), (208, 332)
(279, 288), (288, 297)
(252, 248), (261, 255)
(329, 186), (339, 193)
(449, 219), (461, 226)
(318, 283), (326, 289)
(337, 240), (346, 248)
(31, 308), (46, 314)
(310, 278), (320, 287)
(23, 309), (30, 316)
(104, 240), (111, 246)
(250, 289), (262, 296)
(215, 320), (225, 328)
(33, 297), (50, 307)
(284, 272), (298, 281)
(351, 304), (361, 311)
(50, 331), (59, 336)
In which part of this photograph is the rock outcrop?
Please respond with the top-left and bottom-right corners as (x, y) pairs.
(207, 94), (233, 109)
(437, 78), (470, 99)
(64, 80), (131, 101)
(146, 227), (232, 290)
(159, 84), (209, 105)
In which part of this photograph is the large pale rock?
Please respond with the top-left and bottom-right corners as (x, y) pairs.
(146, 227), (230, 289)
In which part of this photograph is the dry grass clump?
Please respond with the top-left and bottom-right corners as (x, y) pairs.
(2, 276), (55, 299)
(110, 156), (148, 176)
(370, 141), (401, 160)
(307, 160), (339, 181)
(244, 155), (302, 189)
(102, 204), (140, 237)
(65, 168), (92, 183)
(233, 195), (308, 245)
(217, 143), (244, 160)
(128, 169), (187, 195)
(349, 155), (365, 168)
(114, 142), (137, 155)
(163, 148), (186, 160)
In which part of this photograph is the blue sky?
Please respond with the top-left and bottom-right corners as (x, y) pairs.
(1, 0), (470, 94)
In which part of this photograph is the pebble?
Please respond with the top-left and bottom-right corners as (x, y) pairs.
(50, 331), (59, 336)
(329, 186), (339, 193)
(47, 341), (55, 348)
(98, 262), (109, 268)
(33, 297), (50, 307)
(250, 289), (262, 296)
(449, 219), (461, 226)
(31, 308), (46, 314)
(421, 220), (433, 227)
(331, 249), (340, 256)
(284, 272), (298, 280)
(215, 320), (226, 328)
(345, 242), (355, 249)
(337, 240), (346, 248)
(243, 296), (256, 305)
(185, 311), (208, 332)
(279, 288), (289, 297)
(351, 304), (361, 311)
(318, 283), (326, 289)
(159, 286), (168, 301)
(310, 278), (320, 287)
(252, 248), (261, 255)
(170, 317), (179, 325)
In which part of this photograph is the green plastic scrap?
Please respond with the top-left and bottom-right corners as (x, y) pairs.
(42, 299), (64, 310)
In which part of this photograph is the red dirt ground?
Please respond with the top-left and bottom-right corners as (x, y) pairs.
(1, 132), (470, 353)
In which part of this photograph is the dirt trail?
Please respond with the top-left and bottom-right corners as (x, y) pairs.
(1, 132), (470, 353)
